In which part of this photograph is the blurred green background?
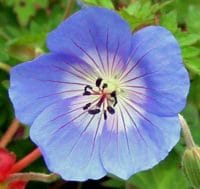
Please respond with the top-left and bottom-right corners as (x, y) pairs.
(0, 0), (200, 188)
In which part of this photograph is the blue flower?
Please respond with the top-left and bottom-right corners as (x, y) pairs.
(9, 8), (189, 181)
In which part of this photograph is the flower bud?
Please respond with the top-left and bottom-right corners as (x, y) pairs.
(182, 146), (200, 189)
(0, 182), (7, 189)
(0, 148), (16, 182)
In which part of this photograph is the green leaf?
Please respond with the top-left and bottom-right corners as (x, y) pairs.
(120, 1), (155, 30)
(182, 103), (200, 145)
(98, 0), (114, 9)
(1, 80), (9, 90)
(186, 5), (200, 33)
(8, 33), (46, 47)
(0, 43), (9, 61)
(128, 151), (189, 189)
(102, 178), (125, 188)
(124, 1), (141, 16)
(185, 58), (200, 75)
(151, 0), (173, 13)
(136, 1), (152, 18)
(182, 46), (199, 59)
(120, 0), (173, 31)
(7, 33), (46, 61)
(176, 33), (200, 47)
(83, 0), (114, 9)
(0, 52), (9, 62)
(13, 0), (49, 26)
(160, 10), (178, 33)
(188, 76), (200, 110)
(3, 25), (23, 38)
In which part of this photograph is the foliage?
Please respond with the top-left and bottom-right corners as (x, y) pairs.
(103, 151), (189, 189)
(0, 0), (200, 188)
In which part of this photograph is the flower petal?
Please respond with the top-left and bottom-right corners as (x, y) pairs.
(30, 96), (106, 181)
(100, 102), (180, 179)
(47, 7), (132, 76)
(121, 26), (189, 116)
(9, 53), (96, 125)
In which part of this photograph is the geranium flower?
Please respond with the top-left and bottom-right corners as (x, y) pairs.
(9, 8), (189, 181)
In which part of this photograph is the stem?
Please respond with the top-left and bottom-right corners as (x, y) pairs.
(154, 13), (160, 25)
(63, 0), (74, 19)
(0, 119), (20, 147)
(179, 114), (196, 148)
(77, 182), (83, 189)
(0, 62), (11, 73)
(8, 172), (59, 183)
(125, 182), (133, 189)
(10, 148), (41, 173)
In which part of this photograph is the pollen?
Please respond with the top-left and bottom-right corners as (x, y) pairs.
(103, 76), (122, 94)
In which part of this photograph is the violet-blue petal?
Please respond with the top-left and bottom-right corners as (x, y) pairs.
(122, 26), (189, 116)
(9, 53), (96, 125)
(47, 7), (132, 74)
(100, 103), (180, 179)
(30, 96), (106, 181)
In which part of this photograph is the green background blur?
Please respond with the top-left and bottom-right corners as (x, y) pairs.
(0, 0), (200, 188)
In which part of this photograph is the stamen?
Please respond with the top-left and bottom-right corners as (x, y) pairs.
(82, 78), (118, 119)
(104, 110), (107, 120)
(113, 98), (118, 106)
(83, 91), (91, 96)
(83, 85), (93, 96)
(107, 106), (115, 114)
(110, 91), (116, 97)
(96, 78), (102, 87)
(84, 85), (93, 91)
(97, 94), (106, 107)
(110, 91), (118, 106)
(88, 109), (101, 115)
(102, 83), (108, 89)
(83, 103), (91, 110)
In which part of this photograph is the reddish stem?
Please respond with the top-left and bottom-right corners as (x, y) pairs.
(0, 119), (20, 147)
(10, 148), (41, 173)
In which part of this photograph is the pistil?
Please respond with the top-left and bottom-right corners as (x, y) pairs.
(82, 78), (118, 120)
(97, 94), (107, 107)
